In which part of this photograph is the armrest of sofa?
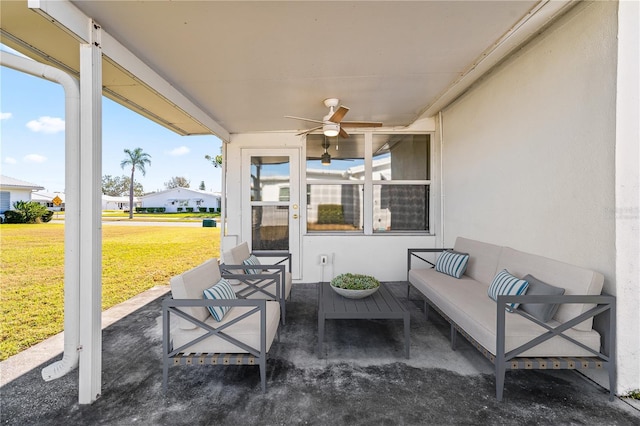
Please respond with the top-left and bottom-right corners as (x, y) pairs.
(407, 248), (452, 280)
(495, 293), (616, 361)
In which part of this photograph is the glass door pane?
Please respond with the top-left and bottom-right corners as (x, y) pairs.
(252, 205), (289, 250)
(249, 155), (291, 250)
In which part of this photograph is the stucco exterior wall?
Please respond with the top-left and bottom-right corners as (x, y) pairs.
(440, 1), (637, 394)
(614, 0), (640, 396)
(442, 1), (617, 275)
(225, 131), (439, 282)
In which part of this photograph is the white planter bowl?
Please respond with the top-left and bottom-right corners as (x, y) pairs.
(330, 285), (379, 299)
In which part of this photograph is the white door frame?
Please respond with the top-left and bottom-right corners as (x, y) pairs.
(241, 148), (300, 279)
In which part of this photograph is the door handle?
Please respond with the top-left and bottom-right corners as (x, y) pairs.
(293, 214), (299, 219)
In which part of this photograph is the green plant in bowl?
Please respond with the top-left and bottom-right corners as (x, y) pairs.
(330, 273), (380, 299)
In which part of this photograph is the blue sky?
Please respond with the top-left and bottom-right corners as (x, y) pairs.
(0, 46), (222, 194)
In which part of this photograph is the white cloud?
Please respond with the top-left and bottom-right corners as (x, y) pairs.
(168, 146), (190, 156)
(24, 154), (47, 164)
(0, 112), (12, 120)
(4, 157), (17, 164)
(26, 116), (65, 134)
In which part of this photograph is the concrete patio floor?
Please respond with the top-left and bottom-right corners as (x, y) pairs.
(1, 283), (639, 425)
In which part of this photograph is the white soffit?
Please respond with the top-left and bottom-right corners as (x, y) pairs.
(2, 0), (228, 138)
(3, 1), (575, 137)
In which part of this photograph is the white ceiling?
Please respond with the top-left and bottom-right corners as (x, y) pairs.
(2, 1), (571, 139)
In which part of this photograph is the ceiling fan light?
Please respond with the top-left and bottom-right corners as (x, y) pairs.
(323, 122), (339, 137)
(321, 152), (331, 165)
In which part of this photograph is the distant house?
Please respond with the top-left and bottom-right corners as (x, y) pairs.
(32, 190), (139, 212)
(32, 191), (66, 212)
(102, 195), (140, 211)
(140, 187), (221, 213)
(0, 175), (45, 215)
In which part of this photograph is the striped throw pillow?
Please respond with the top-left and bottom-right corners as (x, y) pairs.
(203, 278), (237, 321)
(488, 269), (529, 312)
(435, 250), (470, 279)
(242, 254), (261, 275)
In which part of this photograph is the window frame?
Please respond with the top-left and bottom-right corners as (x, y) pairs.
(304, 132), (432, 235)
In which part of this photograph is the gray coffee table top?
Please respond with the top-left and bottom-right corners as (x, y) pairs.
(318, 282), (410, 358)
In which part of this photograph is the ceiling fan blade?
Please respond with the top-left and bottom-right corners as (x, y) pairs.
(329, 106), (349, 123)
(341, 121), (383, 128)
(285, 115), (325, 125)
(296, 125), (322, 136)
(339, 127), (350, 138)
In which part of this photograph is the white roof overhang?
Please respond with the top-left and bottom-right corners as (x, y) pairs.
(1, 1), (576, 139)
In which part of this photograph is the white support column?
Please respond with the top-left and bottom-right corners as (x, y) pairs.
(615, 0), (640, 396)
(78, 21), (103, 404)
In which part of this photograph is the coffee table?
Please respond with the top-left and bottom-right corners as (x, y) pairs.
(317, 282), (410, 358)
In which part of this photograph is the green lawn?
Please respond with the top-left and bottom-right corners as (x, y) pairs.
(0, 223), (219, 360)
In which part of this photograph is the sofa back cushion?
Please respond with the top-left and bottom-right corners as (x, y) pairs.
(453, 237), (502, 285)
(170, 258), (222, 330)
(497, 247), (604, 331)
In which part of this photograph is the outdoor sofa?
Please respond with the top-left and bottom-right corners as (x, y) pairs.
(162, 258), (281, 393)
(407, 237), (616, 401)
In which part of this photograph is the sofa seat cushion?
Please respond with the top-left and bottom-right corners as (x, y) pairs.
(409, 268), (601, 357)
(172, 301), (281, 354)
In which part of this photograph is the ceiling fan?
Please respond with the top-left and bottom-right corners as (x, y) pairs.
(285, 98), (383, 138)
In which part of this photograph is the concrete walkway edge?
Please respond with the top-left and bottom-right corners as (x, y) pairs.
(0, 285), (170, 387)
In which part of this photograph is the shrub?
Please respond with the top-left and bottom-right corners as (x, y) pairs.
(157, 207), (166, 213)
(136, 207), (146, 213)
(199, 207), (207, 213)
(317, 204), (344, 224)
(209, 208), (216, 213)
(41, 210), (54, 223)
(177, 207), (183, 212)
(3, 210), (25, 224)
(186, 207), (194, 213)
(9, 201), (49, 224)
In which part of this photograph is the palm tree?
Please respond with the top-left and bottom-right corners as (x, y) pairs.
(120, 148), (151, 219)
